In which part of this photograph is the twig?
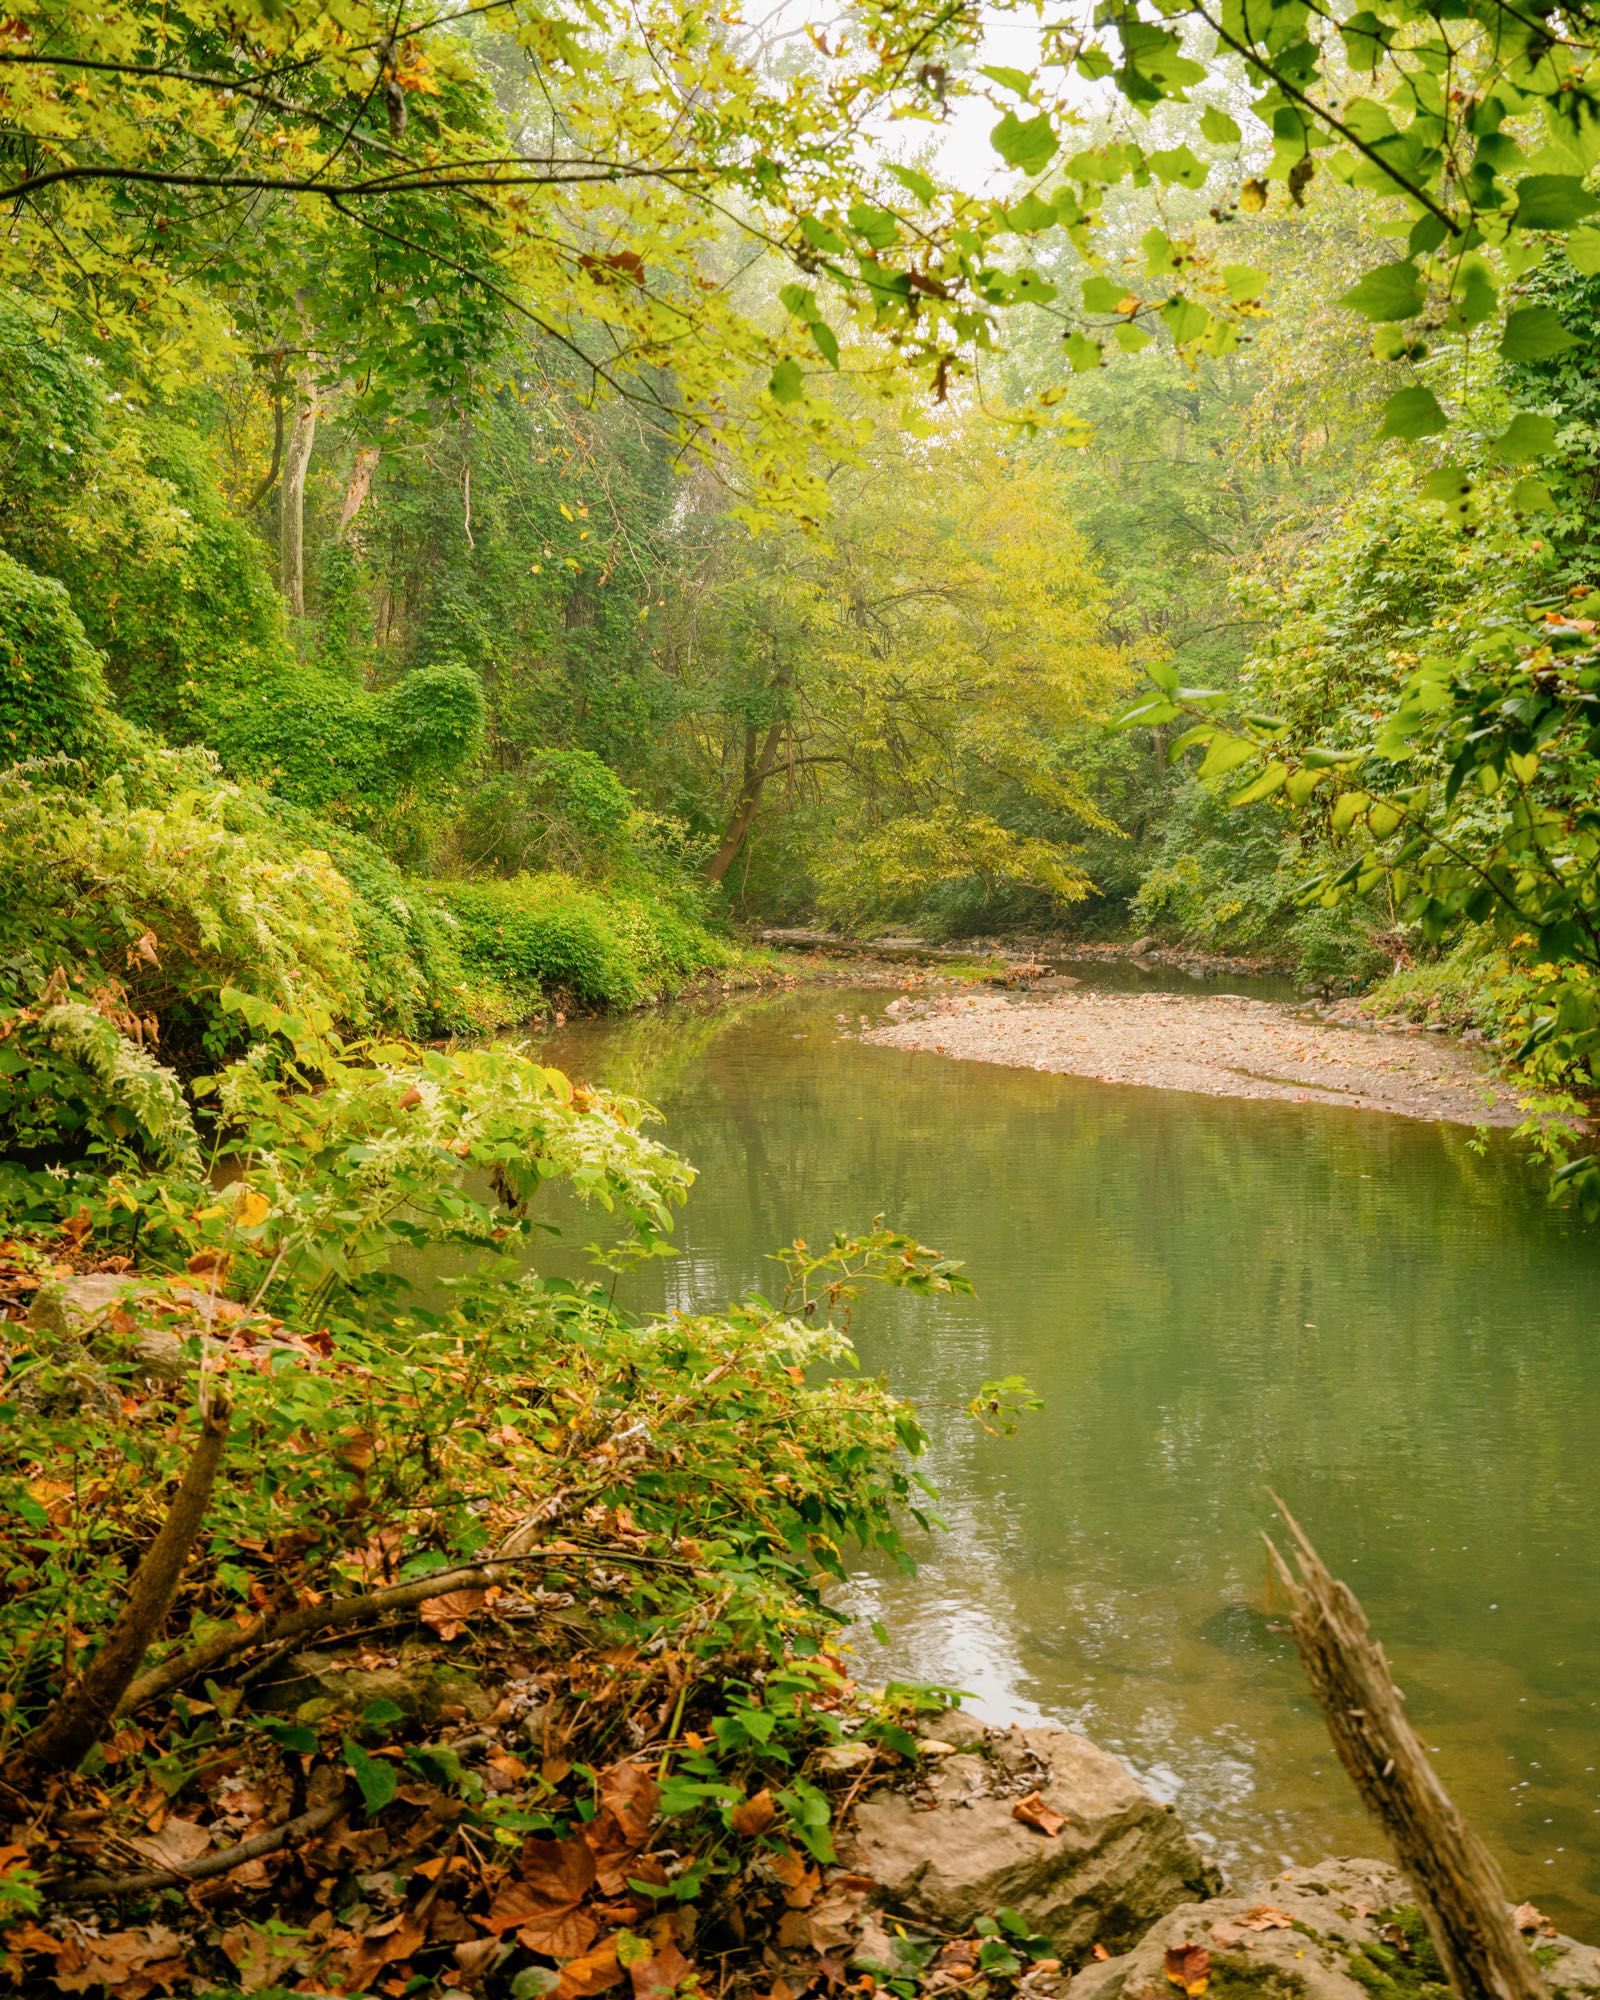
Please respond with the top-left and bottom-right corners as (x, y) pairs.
(48, 1791), (348, 1900)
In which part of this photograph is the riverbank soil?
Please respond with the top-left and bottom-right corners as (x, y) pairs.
(862, 988), (1518, 1126)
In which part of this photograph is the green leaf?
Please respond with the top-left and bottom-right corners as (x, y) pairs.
(1081, 274), (1131, 313)
(990, 110), (1059, 177)
(1200, 105), (1242, 145)
(1006, 192), (1057, 233)
(1511, 476), (1557, 514)
(1493, 412), (1557, 463)
(1230, 762), (1288, 804)
(1420, 465), (1472, 505)
(768, 359), (805, 403)
(1161, 295), (1209, 343)
(1501, 307), (1578, 361)
(1568, 223), (1600, 274)
(798, 216), (847, 255)
(1148, 146), (1208, 188)
(1341, 262), (1423, 321)
(888, 164), (935, 205)
(344, 1737), (399, 1814)
(980, 65), (1034, 98)
(1062, 331), (1103, 372)
(808, 321), (840, 368)
(1197, 734), (1258, 779)
(1221, 264), (1268, 303)
(1378, 386), (1447, 438)
(1513, 174), (1599, 230)
(848, 204), (898, 250)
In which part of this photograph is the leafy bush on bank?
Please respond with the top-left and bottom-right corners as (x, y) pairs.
(435, 873), (735, 1018)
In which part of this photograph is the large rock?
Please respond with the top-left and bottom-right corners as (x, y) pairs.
(842, 1713), (1220, 1956)
(1068, 1857), (1600, 2000)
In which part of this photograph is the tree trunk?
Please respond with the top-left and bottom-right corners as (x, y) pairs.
(279, 361), (318, 616)
(705, 720), (784, 884)
(1267, 1501), (1547, 2000)
(336, 445), (379, 542)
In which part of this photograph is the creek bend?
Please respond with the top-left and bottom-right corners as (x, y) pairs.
(531, 974), (1600, 1932)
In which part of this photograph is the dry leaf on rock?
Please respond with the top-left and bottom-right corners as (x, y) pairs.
(1011, 1790), (1066, 1838)
(1513, 1904), (1554, 1936)
(1240, 1908), (1294, 1932)
(730, 1789), (778, 1838)
(1165, 1943), (1211, 1997)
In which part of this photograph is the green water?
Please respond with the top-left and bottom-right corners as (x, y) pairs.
(536, 982), (1600, 1930)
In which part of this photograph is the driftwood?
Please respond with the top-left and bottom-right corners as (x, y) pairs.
(1267, 1499), (1547, 2000)
(8, 1398), (231, 1779)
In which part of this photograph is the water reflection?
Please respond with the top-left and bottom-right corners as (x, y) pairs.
(536, 983), (1600, 1929)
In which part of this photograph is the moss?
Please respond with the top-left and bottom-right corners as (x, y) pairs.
(1340, 1907), (1450, 2000)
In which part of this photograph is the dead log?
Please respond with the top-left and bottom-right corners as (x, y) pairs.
(1266, 1499), (1546, 2000)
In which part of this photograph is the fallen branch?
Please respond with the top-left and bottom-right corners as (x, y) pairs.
(49, 1791), (348, 1900)
(9, 1398), (231, 1779)
(1267, 1498), (1547, 2000)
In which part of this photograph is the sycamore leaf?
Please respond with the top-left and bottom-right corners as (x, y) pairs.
(990, 109), (1059, 176)
(1341, 262), (1422, 321)
(1166, 1944), (1211, 1996)
(1501, 307), (1578, 362)
(1493, 413), (1557, 464)
(768, 359), (805, 403)
(1378, 386), (1447, 439)
(1201, 105), (1241, 145)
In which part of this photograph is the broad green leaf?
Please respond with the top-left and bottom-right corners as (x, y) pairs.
(1568, 223), (1600, 274)
(1513, 175), (1598, 230)
(1510, 476), (1557, 513)
(1493, 413), (1557, 463)
(1197, 734), (1257, 779)
(1148, 146), (1208, 188)
(888, 164), (935, 205)
(1006, 192), (1058, 233)
(848, 204), (898, 250)
(1081, 275), (1133, 313)
(344, 1738), (399, 1814)
(1420, 465), (1472, 504)
(798, 216), (847, 255)
(1378, 386), (1447, 438)
(1340, 262), (1423, 321)
(1221, 264), (1268, 303)
(990, 110), (1059, 177)
(1162, 295), (1209, 343)
(1501, 307), (1578, 361)
(768, 359), (805, 403)
(1200, 106), (1241, 145)
(1230, 762), (1288, 805)
(1061, 332), (1103, 372)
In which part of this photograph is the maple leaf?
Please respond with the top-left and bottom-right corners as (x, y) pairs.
(486, 1835), (598, 1957)
(1165, 1943), (1211, 1996)
(1011, 1789), (1066, 1837)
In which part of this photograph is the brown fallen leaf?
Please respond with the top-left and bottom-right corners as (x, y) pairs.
(1165, 1943), (1211, 1997)
(128, 1816), (210, 1871)
(1012, 1790), (1067, 1838)
(1513, 1904), (1554, 1937)
(420, 1585), (498, 1641)
(484, 1834), (597, 1958)
(730, 1788), (778, 1838)
(628, 1932), (694, 2000)
(557, 1937), (624, 2000)
(1241, 1907), (1295, 1932)
(1091, 1944), (1112, 1962)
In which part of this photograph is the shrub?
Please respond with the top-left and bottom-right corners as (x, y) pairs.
(0, 549), (116, 765)
(434, 873), (731, 1019)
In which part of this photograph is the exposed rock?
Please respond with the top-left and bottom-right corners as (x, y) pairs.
(842, 1714), (1220, 1956)
(255, 1643), (499, 1726)
(1067, 1858), (1600, 2000)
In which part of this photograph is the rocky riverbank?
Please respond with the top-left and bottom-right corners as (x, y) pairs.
(861, 986), (1518, 1126)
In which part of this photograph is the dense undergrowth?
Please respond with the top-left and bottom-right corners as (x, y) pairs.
(0, 983), (1013, 1996)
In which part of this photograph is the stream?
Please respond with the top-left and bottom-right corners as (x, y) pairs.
(532, 971), (1600, 1931)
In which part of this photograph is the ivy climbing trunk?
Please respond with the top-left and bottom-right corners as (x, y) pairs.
(280, 359), (318, 617)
